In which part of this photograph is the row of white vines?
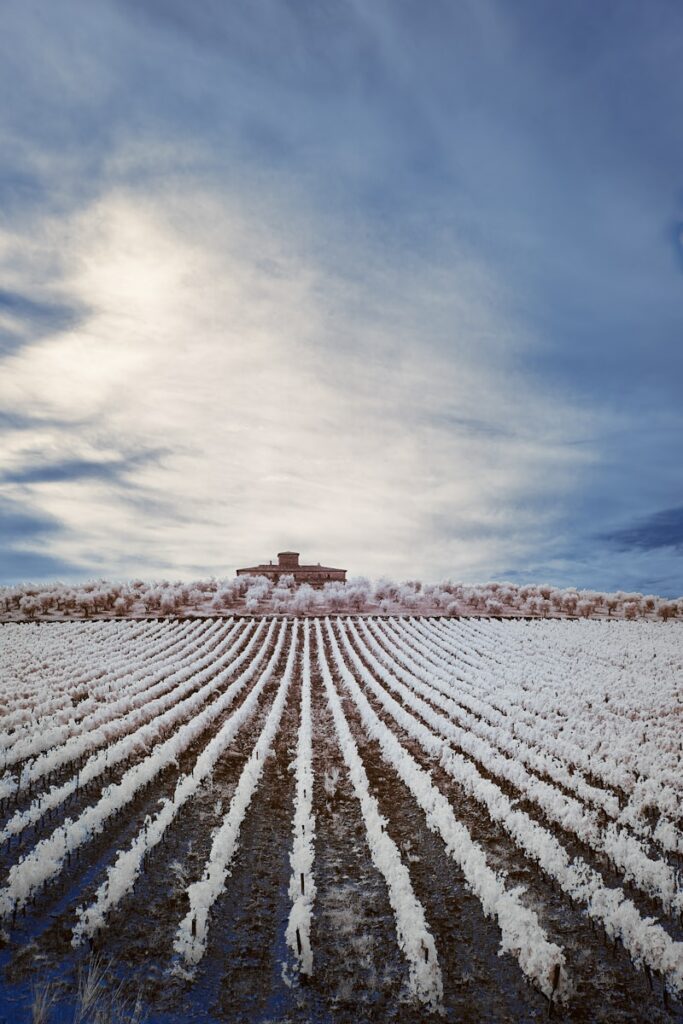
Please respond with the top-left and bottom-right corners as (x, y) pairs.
(284, 620), (316, 980)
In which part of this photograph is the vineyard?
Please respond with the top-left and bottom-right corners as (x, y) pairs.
(0, 616), (681, 1023)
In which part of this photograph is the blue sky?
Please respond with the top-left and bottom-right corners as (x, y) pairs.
(0, 0), (681, 594)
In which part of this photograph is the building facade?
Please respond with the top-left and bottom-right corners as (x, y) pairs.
(236, 551), (346, 587)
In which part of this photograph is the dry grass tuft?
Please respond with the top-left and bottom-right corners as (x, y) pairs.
(30, 955), (145, 1024)
(31, 979), (57, 1024)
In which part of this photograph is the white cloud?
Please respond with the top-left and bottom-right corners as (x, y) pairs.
(0, 183), (597, 581)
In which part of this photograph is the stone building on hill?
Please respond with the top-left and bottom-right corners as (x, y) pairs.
(236, 551), (346, 588)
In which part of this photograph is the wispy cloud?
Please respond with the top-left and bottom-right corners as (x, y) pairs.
(0, 184), (594, 582)
(0, 2), (681, 590)
(601, 507), (683, 554)
(0, 496), (59, 543)
(0, 450), (166, 487)
(0, 288), (85, 356)
(0, 495), (82, 582)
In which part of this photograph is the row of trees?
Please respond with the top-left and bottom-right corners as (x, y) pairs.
(1, 576), (680, 622)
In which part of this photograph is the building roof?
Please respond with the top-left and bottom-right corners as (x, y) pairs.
(238, 563), (345, 573)
(236, 551), (346, 577)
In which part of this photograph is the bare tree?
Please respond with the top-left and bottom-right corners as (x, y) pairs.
(657, 602), (677, 621)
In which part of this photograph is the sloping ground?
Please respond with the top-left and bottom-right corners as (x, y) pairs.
(0, 616), (681, 1023)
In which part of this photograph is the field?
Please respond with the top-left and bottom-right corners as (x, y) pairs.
(0, 616), (681, 1023)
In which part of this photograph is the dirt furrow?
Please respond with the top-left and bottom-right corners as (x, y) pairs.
(299, 651), (414, 1023)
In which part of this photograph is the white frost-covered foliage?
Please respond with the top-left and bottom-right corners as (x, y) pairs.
(284, 620), (317, 980)
(1, 575), (680, 621)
